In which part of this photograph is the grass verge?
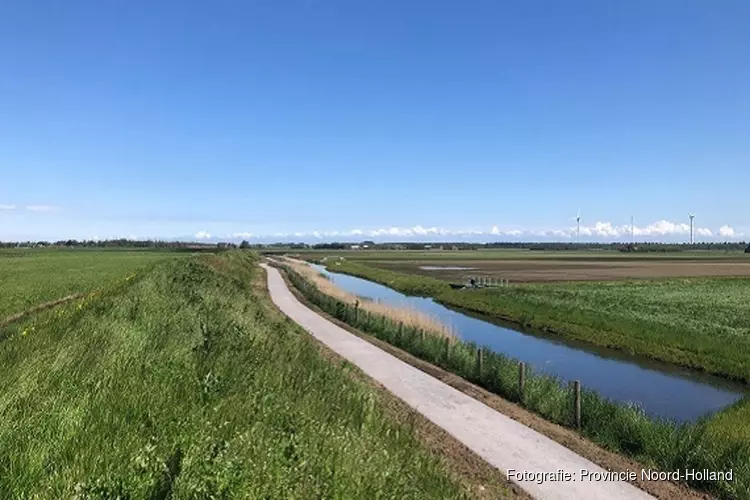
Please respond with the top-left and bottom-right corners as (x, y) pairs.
(0, 252), (471, 498)
(280, 262), (750, 500)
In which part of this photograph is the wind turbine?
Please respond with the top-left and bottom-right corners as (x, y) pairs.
(689, 213), (695, 245)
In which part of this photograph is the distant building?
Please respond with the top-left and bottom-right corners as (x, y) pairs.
(350, 244), (361, 250)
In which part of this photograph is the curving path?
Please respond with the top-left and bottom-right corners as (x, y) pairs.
(261, 263), (654, 500)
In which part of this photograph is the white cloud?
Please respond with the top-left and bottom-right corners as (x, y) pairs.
(634, 220), (689, 237)
(366, 225), (452, 238)
(194, 231), (212, 240)
(0, 204), (16, 210)
(25, 205), (60, 212)
(719, 225), (740, 238)
(231, 232), (253, 239)
(558, 219), (714, 240)
(216, 220), (744, 243)
(591, 222), (619, 237)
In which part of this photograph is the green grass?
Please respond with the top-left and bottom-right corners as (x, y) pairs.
(0, 252), (468, 498)
(0, 248), (180, 320)
(281, 263), (750, 500)
(323, 260), (750, 383)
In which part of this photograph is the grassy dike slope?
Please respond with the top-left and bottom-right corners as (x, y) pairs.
(0, 252), (467, 498)
(326, 260), (750, 383)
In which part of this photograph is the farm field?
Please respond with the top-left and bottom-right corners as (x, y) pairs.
(0, 248), (181, 322)
(0, 251), (475, 498)
(368, 257), (750, 282)
(293, 249), (750, 283)
(310, 256), (750, 383)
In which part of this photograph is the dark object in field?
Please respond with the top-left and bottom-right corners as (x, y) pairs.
(466, 278), (484, 289)
(449, 283), (466, 290)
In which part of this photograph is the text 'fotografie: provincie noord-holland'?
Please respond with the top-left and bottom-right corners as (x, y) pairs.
(507, 468), (734, 484)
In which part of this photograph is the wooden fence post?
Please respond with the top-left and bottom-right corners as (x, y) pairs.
(573, 380), (581, 430)
(519, 362), (526, 398)
(476, 348), (483, 377)
(354, 300), (359, 322)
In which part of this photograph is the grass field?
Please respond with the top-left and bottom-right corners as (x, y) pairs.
(280, 262), (750, 499)
(0, 248), (180, 321)
(0, 252), (471, 498)
(308, 255), (750, 383)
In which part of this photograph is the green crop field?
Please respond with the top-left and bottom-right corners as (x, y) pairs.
(0, 248), (180, 321)
(0, 251), (471, 498)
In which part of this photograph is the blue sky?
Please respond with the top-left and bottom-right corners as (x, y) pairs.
(2, 1), (748, 242)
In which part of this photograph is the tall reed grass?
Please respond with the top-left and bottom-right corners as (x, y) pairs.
(280, 257), (454, 337)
